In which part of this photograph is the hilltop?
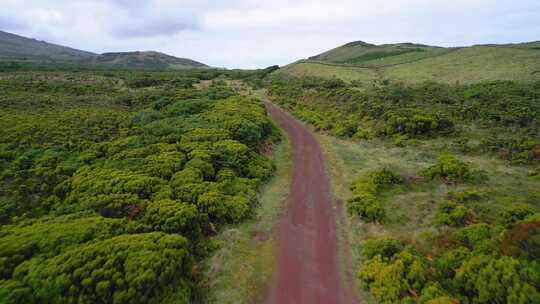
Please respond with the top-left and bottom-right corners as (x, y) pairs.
(0, 30), (208, 69)
(277, 40), (540, 83)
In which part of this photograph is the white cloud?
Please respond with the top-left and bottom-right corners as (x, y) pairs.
(0, 0), (539, 68)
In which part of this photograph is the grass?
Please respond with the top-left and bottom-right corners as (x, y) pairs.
(386, 46), (540, 84)
(317, 133), (540, 302)
(275, 61), (378, 82)
(202, 136), (292, 304)
(277, 44), (540, 84)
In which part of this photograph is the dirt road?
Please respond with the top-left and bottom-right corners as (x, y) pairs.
(264, 102), (358, 304)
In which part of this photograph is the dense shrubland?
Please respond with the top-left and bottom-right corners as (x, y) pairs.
(0, 69), (278, 303)
(267, 76), (540, 164)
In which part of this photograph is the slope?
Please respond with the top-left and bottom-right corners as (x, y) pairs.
(0, 30), (96, 62)
(93, 51), (208, 69)
(277, 40), (540, 84)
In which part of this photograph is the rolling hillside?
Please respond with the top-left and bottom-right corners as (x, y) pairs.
(277, 40), (540, 83)
(0, 30), (96, 62)
(0, 30), (208, 69)
(93, 51), (208, 69)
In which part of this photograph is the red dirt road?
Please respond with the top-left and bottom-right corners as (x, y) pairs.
(264, 102), (358, 304)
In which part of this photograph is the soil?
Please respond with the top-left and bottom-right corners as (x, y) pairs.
(264, 102), (359, 304)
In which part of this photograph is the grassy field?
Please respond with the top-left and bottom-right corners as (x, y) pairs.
(275, 61), (378, 83)
(203, 136), (292, 303)
(277, 43), (540, 84)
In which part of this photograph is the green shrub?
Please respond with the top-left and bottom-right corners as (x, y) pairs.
(454, 255), (540, 303)
(3, 233), (193, 304)
(435, 247), (471, 279)
(422, 154), (472, 183)
(362, 237), (404, 260)
(359, 248), (427, 303)
(435, 201), (469, 227)
(347, 193), (384, 222)
(498, 204), (535, 228)
(451, 223), (493, 251)
(370, 169), (402, 188)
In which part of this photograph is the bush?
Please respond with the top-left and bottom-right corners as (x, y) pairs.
(3, 233), (193, 304)
(498, 204), (535, 228)
(347, 193), (384, 222)
(454, 255), (540, 303)
(422, 154), (472, 183)
(451, 223), (493, 251)
(362, 237), (404, 260)
(359, 248), (427, 303)
(435, 201), (469, 227)
(370, 169), (402, 188)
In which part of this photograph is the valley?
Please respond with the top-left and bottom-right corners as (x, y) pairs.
(0, 28), (539, 304)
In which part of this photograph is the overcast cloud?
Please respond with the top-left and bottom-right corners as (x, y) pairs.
(1, 0), (539, 68)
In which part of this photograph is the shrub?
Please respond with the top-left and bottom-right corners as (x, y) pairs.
(422, 154), (472, 183)
(435, 247), (471, 279)
(454, 255), (540, 304)
(4, 233), (193, 304)
(359, 248), (427, 303)
(451, 223), (493, 251)
(435, 201), (469, 227)
(347, 193), (384, 222)
(362, 237), (404, 260)
(370, 169), (402, 188)
(497, 204), (535, 228)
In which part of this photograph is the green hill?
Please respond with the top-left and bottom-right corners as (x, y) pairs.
(93, 51), (208, 69)
(0, 30), (96, 62)
(0, 30), (208, 69)
(277, 40), (540, 84)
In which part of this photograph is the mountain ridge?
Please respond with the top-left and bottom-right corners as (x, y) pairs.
(0, 30), (208, 69)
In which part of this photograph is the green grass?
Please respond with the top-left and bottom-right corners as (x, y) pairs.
(203, 136), (292, 304)
(278, 44), (540, 84)
(275, 61), (378, 82)
(386, 46), (540, 84)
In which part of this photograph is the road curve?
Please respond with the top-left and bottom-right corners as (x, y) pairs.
(264, 101), (358, 304)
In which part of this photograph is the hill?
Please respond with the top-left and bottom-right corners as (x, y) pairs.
(93, 51), (208, 69)
(0, 30), (208, 69)
(0, 30), (96, 62)
(277, 40), (540, 84)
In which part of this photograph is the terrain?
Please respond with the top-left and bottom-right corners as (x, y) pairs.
(0, 68), (277, 303)
(0, 36), (539, 304)
(0, 30), (207, 69)
(276, 40), (540, 84)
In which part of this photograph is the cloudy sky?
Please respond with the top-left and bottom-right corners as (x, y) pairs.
(1, 0), (539, 68)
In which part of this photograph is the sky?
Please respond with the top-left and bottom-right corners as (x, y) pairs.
(1, 0), (539, 68)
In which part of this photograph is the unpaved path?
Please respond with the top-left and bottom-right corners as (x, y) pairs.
(264, 102), (358, 304)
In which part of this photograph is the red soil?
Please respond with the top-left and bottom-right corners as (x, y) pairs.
(264, 102), (359, 304)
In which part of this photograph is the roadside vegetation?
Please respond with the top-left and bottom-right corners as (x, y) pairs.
(0, 68), (279, 303)
(266, 75), (540, 303)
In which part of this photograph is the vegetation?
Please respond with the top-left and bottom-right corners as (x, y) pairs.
(267, 76), (540, 165)
(0, 68), (279, 303)
(274, 74), (540, 303)
(0, 30), (208, 69)
(278, 41), (540, 84)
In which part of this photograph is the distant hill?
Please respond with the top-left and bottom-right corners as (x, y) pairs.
(0, 30), (208, 69)
(0, 30), (96, 62)
(93, 51), (208, 69)
(278, 40), (540, 84)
